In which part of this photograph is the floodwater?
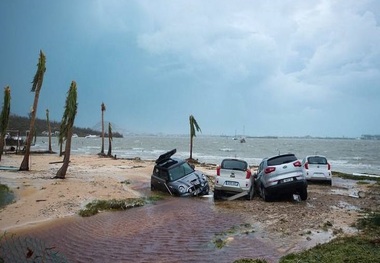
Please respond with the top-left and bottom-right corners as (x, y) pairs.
(5, 197), (283, 263)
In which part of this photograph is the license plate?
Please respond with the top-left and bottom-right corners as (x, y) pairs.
(283, 178), (293, 183)
(225, 181), (239, 186)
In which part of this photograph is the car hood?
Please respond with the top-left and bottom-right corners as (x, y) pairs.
(173, 171), (207, 187)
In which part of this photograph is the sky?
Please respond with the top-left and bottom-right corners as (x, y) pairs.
(1, 0), (379, 137)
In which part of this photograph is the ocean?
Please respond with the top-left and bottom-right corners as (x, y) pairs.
(33, 135), (380, 176)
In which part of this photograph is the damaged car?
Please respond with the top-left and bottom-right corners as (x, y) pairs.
(151, 149), (210, 197)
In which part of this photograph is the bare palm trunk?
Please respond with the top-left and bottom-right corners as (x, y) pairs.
(55, 128), (72, 178)
(190, 136), (194, 160)
(20, 89), (41, 171)
(46, 109), (52, 153)
(20, 50), (46, 171)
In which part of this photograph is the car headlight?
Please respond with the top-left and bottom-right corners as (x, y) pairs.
(178, 185), (186, 193)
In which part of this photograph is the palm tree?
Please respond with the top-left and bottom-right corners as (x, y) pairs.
(107, 122), (113, 157)
(20, 50), (46, 171)
(54, 81), (78, 179)
(100, 102), (106, 155)
(189, 115), (201, 160)
(0, 86), (11, 161)
(46, 109), (52, 153)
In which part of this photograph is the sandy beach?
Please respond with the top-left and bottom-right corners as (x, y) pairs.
(0, 154), (157, 232)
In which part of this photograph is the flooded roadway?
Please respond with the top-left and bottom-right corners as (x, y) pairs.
(7, 197), (283, 263)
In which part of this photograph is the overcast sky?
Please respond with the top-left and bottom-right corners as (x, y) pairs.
(1, 0), (379, 137)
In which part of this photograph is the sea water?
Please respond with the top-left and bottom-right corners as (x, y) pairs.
(34, 135), (380, 175)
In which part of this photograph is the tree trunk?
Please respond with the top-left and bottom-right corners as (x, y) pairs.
(55, 128), (72, 179)
(190, 135), (193, 160)
(107, 136), (112, 156)
(20, 89), (40, 171)
(101, 111), (104, 155)
(0, 136), (4, 161)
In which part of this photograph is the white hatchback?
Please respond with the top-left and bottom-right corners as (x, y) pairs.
(301, 155), (332, 185)
(214, 158), (254, 200)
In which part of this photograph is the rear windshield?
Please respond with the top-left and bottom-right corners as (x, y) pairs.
(267, 154), (297, 166)
(221, 159), (247, 171)
(307, 156), (327, 165)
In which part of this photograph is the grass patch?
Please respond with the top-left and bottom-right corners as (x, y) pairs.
(333, 171), (380, 182)
(79, 198), (145, 217)
(78, 195), (164, 217)
(279, 211), (380, 263)
(279, 235), (380, 263)
(0, 184), (14, 208)
(234, 259), (268, 263)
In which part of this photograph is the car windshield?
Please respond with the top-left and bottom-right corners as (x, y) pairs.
(267, 154), (297, 166)
(221, 160), (247, 171)
(308, 156), (327, 165)
(168, 162), (194, 181)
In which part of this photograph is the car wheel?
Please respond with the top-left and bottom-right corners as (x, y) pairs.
(246, 186), (254, 200)
(151, 184), (156, 191)
(213, 190), (221, 200)
(261, 185), (271, 202)
(300, 188), (308, 201)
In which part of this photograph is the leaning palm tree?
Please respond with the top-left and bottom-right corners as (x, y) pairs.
(100, 102), (106, 155)
(20, 50), (46, 171)
(189, 115), (201, 160)
(54, 81), (78, 179)
(107, 122), (113, 157)
(46, 109), (52, 153)
(0, 86), (11, 161)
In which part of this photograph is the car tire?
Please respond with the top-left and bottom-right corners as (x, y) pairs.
(300, 188), (308, 201)
(151, 184), (155, 191)
(261, 185), (271, 202)
(246, 186), (254, 200)
(213, 189), (221, 200)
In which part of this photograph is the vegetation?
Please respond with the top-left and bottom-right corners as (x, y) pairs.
(54, 81), (78, 179)
(0, 86), (11, 161)
(79, 198), (145, 217)
(7, 114), (123, 138)
(333, 171), (380, 182)
(107, 122), (113, 157)
(45, 109), (53, 153)
(100, 102), (106, 155)
(189, 114), (201, 160)
(20, 50), (46, 171)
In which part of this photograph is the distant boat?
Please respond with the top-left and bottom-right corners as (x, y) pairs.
(240, 138), (246, 143)
(85, 135), (99, 138)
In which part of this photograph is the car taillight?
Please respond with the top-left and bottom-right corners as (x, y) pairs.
(328, 163), (331, 170)
(216, 166), (220, 176)
(264, 167), (276, 174)
(304, 162), (309, 169)
(246, 169), (252, 179)
(293, 160), (302, 167)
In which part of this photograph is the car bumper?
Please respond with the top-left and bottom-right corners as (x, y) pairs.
(265, 180), (307, 196)
(214, 184), (250, 193)
(178, 184), (209, 197)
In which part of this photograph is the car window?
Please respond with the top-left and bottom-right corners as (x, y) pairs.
(308, 156), (327, 165)
(267, 155), (297, 166)
(154, 167), (170, 180)
(169, 162), (194, 181)
(221, 160), (247, 171)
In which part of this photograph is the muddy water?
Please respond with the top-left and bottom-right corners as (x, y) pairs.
(10, 197), (282, 263)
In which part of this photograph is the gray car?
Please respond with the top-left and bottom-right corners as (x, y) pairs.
(254, 153), (308, 201)
(151, 149), (209, 197)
